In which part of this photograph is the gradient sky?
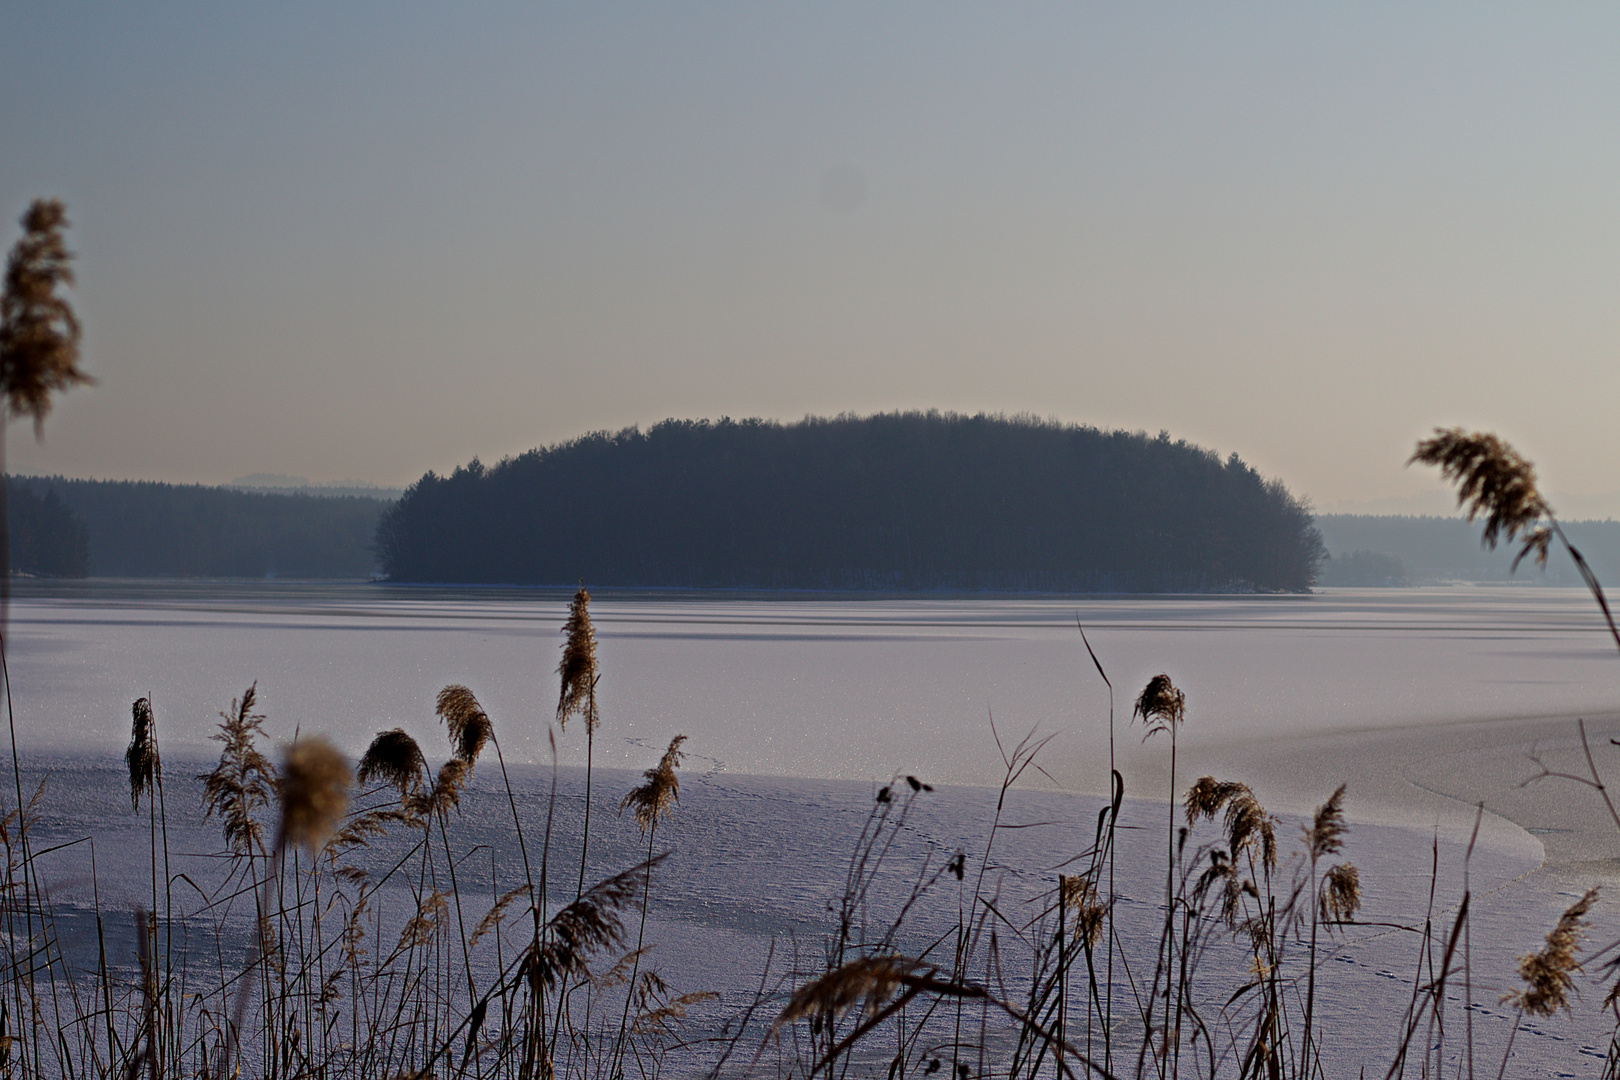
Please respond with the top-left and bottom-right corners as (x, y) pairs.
(3, 4), (1618, 513)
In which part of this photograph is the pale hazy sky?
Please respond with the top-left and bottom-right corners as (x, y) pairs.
(3, 4), (1618, 514)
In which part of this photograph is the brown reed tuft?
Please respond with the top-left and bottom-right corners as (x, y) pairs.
(1410, 427), (1553, 568)
(1185, 776), (1245, 826)
(0, 199), (93, 434)
(523, 856), (665, 990)
(1058, 874), (1106, 948)
(276, 736), (352, 857)
(557, 587), (599, 732)
(1505, 887), (1597, 1017)
(392, 890), (451, 958)
(1185, 776), (1276, 870)
(1305, 784), (1348, 861)
(125, 696), (158, 810)
(435, 684), (493, 763)
(358, 729), (426, 794)
(774, 954), (927, 1032)
(1320, 863), (1361, 923)
(412, 758), (472, 816)
(1133, 673), (1185, 738)
(201, 684), (278, 857)
(621, 735), (687, 833)
(472, 885), (532, 947)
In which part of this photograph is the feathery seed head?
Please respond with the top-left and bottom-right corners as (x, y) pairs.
(432, 758), (471, 814)
(1410, 428), (1553, 569)
(1186, 776), (1275, 870)
(435, 684), (492, 763)
(774, 955), (927, 1032)
(277, 737), (351, 857)
(557, 588), (599, 732)
(1134, 674), (1185, 739)
(1185, 776), (1246, 826)
(1306, 785), (1348, 861)
(620, 734), (687, 833)
(357, 729), (426, 795)
(1229, 790), (1278, 871)
(201, 684), (277, 858)
(1058, 875), (1106, 948)
(1507, 888), (1597, 1016)
(521, 857), (664, 990)
(126, 697), (158, 811)
(1320, 863), (1362, 923)
(1, 199), (93, 435)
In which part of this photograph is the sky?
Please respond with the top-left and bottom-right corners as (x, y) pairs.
(3, 4), (1618, 514)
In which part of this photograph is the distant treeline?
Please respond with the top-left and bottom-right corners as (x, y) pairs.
(377, 412), (1325, 592)
(1315, 514), (1620, 586)
(6, 477), (387, 578)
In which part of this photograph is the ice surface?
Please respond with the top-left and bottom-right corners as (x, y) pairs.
(5, 581), (1620, 1076)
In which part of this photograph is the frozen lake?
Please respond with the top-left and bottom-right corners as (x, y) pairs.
(7, 581), (1620, 1077)
(9, 581), (1620, 789)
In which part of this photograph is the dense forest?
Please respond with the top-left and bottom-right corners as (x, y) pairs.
(7, 477), (386, 578)
(7, 483), (91, 577)
(377, 413), (1326, 592)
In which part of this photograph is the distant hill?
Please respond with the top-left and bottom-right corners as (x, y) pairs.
(377, 412), (1325, 592)
(1314, 513), (1620, 585)
(7, 477), (387, 578)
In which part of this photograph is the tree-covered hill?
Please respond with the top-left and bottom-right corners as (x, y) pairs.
(8, 477), (386, 578)
(377, 412), (1325, 592)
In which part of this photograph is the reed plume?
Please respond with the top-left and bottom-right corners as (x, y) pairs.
(201, 684), (277, 858)
(410, 758), (472, 817)
(436, 684), (493, 763)
(1133, 673), (1185, 738)
(358, 728), (426, 794)
(558, 587), (599, 732)
(774, 954), (927, 1030)
(523, 856), (665, 990)
(125, 696), (158, 810)
(1058, 874), (1106, 948)
(1185, 777), (1245, 826)
(621, 735), (686, 833)
(1305, 784), (1348, 861)
(1185, 776), (1276, 870)
(276, 736), (351, 857)
(1320, 864), (1361, 923)
(1410, 427), (1553, 569)
(0, 199), (93, 434)
(1506, 887), (1597, 1016)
